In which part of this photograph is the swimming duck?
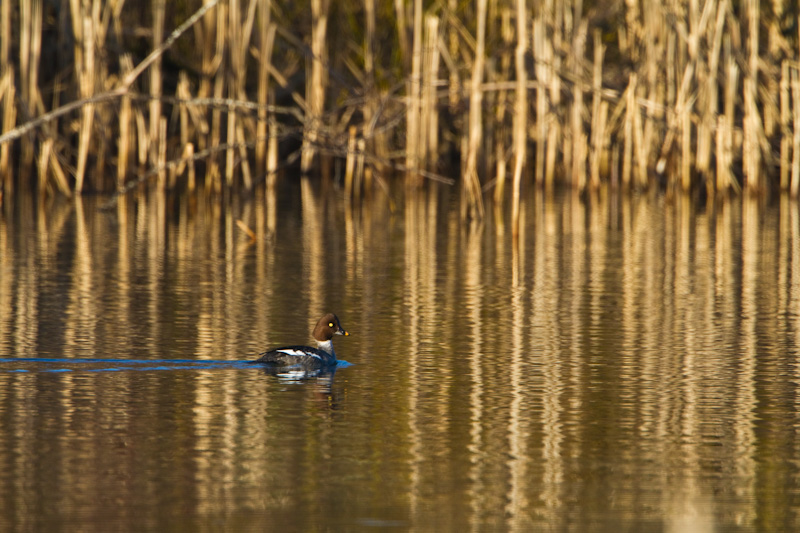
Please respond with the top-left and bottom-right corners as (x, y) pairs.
(253, 313), (349, 368)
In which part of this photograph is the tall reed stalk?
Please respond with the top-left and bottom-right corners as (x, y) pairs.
(255, 0), (274, 176)
(421, 14), (440, 171)
(533, 16), (547, 188)
(405, 0), (423, 184)
(0, 0), (8, 75)
(510, 0), (527, 239)
(462, 0), (487, 219)
(792, 67), (800, 197)
(743, 0), (761, 190)
(1, 0), (13, 191)
(781, 61), (791, 192)
(717, 42), (738, 193)
(589, 29), (606, 190)
(0, 71), (14, 189)
(150, 0), (165, 188)
(301, 0), (329, 174)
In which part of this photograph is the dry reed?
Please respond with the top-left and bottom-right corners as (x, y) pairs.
(0, 0), (796, 215)
(301, 0), (329, 174)
(255, 1), (274, 176)
(422, 14), (440, 172)
(0, 0), (9, 189)
(404, 0), (423, 184)
(589, 29), (605, 190)
(509, 0), (526, 239)
(792, 66), (800, 197)
(462, 0), (487, 219)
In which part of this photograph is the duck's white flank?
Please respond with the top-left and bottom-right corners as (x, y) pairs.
(276, 348), (322, 359)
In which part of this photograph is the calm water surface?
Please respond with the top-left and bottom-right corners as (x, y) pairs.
(1, 182), (800, 531)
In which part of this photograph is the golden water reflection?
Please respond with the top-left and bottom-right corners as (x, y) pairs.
(1, 185), (800, 530)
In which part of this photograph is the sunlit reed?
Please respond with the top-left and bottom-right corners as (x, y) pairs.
(462, 0), (487, 219)
(509, 0), (527, 239)
(0, 0), (798, 217)
(300, 0), (329, 175)
(255, 1), (274, 176)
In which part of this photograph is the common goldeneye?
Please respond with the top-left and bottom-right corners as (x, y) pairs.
(253, 313), (350, 368)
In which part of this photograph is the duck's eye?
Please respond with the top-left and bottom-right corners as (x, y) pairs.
(329, 322), (334, 328)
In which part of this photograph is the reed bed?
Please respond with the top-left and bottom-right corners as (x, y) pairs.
(0, 0), (799, 214)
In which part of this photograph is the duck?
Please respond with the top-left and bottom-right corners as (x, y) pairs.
(253, 313), (350, 368)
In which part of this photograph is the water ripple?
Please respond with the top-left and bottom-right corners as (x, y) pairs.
(0, 357), (256, 373)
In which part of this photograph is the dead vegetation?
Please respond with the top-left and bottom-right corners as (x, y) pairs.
(0, 0), (798, 217)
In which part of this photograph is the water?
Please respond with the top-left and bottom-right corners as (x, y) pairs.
(2, 182), (800, 531)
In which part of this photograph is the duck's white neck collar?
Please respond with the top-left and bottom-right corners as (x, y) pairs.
(316, 339), (335, 357)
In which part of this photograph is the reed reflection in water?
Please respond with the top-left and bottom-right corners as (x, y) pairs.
(1, 184), (800, 531)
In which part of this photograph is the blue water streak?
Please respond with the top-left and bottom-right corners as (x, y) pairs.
(0, 358), (257, 373)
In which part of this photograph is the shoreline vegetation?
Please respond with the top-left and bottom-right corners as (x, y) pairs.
(0, 0), (799, 224)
